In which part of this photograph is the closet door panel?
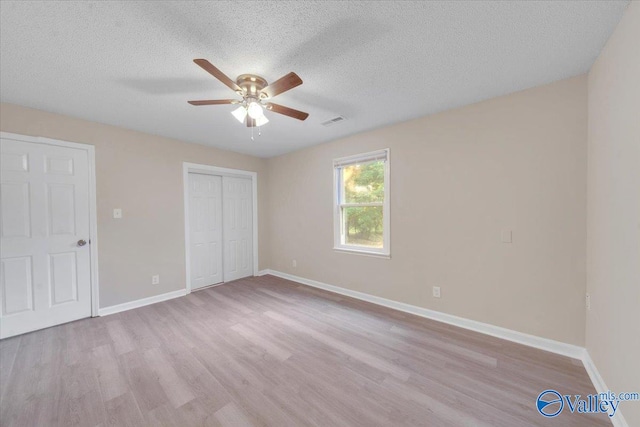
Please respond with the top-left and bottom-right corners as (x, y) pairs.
(223, 177), (252, 282)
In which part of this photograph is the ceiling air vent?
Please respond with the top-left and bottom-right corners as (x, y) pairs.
(321, 116), (346, 127)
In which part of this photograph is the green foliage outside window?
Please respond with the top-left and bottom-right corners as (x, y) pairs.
(342, 161), (384, 247)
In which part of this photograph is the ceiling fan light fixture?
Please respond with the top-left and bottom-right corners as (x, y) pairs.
(189, 60), (308, 133)
(247, 101), (264, 119)
(231, 106), (247, 123)
(255, 115), (269, 127)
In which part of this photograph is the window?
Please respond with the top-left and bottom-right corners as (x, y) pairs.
(334, 149), (390, 256)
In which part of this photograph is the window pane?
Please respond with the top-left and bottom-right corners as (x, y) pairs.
(342, 160), (384, 203)
(343, 206), (383, 248)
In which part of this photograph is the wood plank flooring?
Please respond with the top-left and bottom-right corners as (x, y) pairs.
(0, 275), (610, 426)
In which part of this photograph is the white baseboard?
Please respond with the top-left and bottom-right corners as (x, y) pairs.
(583, 351), (609, 396)
(98, 289), (187, 316)
(263, 269), (631, 424)
(583, 351), (629, 427)
(262, 269), (585, 359)
(95, 270), (627, 425)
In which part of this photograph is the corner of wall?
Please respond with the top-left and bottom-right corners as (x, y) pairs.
(585, 2), (640, 426)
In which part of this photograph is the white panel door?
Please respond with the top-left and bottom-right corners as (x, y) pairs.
(188, 173), (223, 290)
(222, 176), (253, 282)
(0, 138), (92, 339)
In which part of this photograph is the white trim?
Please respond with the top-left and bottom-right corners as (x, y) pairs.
(261, 269), (629, 424)
(183, 162), (259, 294)
(332, 247), (391, 259)
(262, 269), (585, 359)
(583, 351), (608, 398)
(0, 131), (100, 317)
(333, 148), (390, 257)
(257, 269), (270, 276)
(339, 202), (384, 208)
(583, 351), (629, 427)
(98, 289), (187, 317)
(333, 148), (388, 167)
(87, 146), (100, 316)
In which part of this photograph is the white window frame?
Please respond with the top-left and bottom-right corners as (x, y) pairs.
(333, 149), (390, 257)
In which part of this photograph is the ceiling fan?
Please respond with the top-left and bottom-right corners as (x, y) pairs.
(188, 59), (309, 128)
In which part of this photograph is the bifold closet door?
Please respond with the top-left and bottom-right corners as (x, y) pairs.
(222, 176), (253, 282)
(188, 173), (223, 290)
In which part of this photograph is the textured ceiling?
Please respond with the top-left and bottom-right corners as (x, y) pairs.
(0, 1), (629, 158)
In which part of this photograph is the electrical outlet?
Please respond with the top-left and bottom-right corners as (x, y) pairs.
(292, 260), (297, 268)
(586, 293), (591, 310)
(152, 275), (160, 285)
(433, 286), (441, 298)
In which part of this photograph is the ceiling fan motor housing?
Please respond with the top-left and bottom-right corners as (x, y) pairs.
(236, 74), (269, 99)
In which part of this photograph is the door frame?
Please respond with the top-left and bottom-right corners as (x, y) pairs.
(0, 131), (100, 317)
(183, 162), (258, 293)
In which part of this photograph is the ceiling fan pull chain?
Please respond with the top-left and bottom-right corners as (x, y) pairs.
(251, 124), (254, 141)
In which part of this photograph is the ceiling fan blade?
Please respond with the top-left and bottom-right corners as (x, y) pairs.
(261, 72), (303, 98)
(193, 59), (241, 93)
(246, 117), (256, 127)
(266, 103), (309, 121)
(188, 99), (238, 106)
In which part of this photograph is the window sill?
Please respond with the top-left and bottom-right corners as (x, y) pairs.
(333, 247), (391, 259)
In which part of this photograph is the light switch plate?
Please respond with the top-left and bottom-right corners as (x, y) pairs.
(113, 208), (122, 219)
(501, 229), (512, 243)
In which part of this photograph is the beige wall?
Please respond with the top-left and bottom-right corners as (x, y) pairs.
(0, 76), (595, 348)
(267, 75), (588, 346)
(586, 2), (640, 426)
(2, 15), (637, 416)
(0, 103), (269, 308)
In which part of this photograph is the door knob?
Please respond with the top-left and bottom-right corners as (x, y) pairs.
(77, 239), (87, 247)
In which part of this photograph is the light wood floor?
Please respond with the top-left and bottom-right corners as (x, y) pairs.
(1, 275), (609, 426)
